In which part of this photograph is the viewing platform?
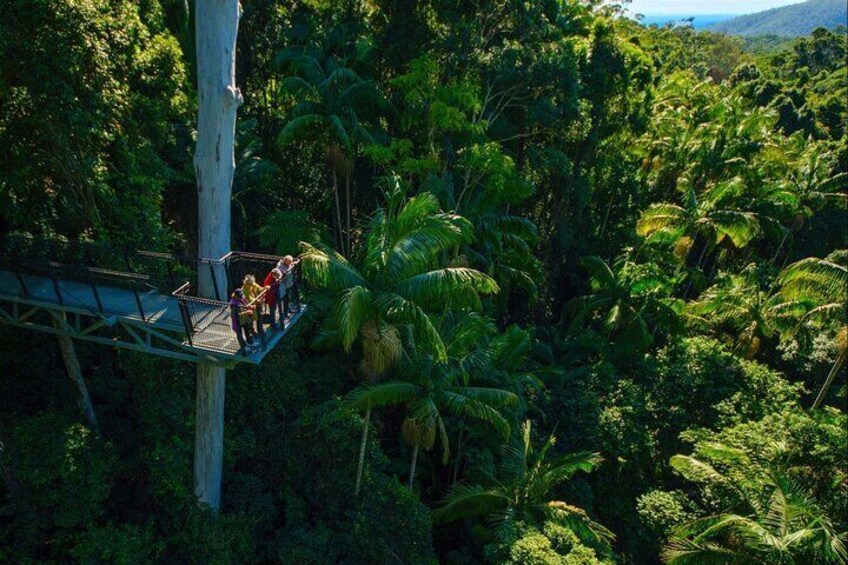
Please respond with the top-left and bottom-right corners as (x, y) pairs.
(0, 235), (306, 366)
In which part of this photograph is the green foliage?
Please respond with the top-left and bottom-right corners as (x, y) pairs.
(277, 400), (437, 564)
(71, 523), (163, 564)
(0, 414), (116, 559)
(661, 409), (848, 564)
(1, 1), (846, 564)
(0, 0), (191, 249)
(485, 520), (610, 565)
(434, 421), (614, 558)
(637, 490), (696, 553)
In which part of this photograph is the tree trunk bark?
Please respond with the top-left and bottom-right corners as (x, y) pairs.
(599, 199), (613, 239)
(354, 404), (371, 497)
(812, 347), (846, 410)
(683, 240), (710, 299)
(772, 228), (790, 264)
(345, 166), (352, 257)
(52, 315), (99, 434)
(332, 169), (345, 256)
(408, 445), (419, 490)
(452, 427), (464, 485)
(353, 405), (371, 496)
(193, 0), (242, 513)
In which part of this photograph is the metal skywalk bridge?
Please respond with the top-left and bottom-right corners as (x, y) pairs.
(0, 235), (305, 366)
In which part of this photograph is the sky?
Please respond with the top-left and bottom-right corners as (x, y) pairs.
(626, 0), (803, 15)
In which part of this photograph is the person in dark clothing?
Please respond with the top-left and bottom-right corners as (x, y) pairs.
(229, 288), (256, 351)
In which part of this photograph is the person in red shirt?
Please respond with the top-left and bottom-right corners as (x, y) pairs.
(263, 267), (283, 329)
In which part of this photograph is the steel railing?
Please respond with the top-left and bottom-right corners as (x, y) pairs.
(0, 234), (303, 355)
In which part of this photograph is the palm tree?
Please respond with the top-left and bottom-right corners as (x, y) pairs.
(277, 49), (392, 256)
(432, 420), (614, 551)
(755, 140), (847, 263)
(300, 183), (499, 494)
(637, 177), (761, 272)
(685, 264), (779, 359)
(346, 343), (519, 490)
(664, 451), (847, 564)
(564, 256), (681, 356)
(771, 255), (848, 408)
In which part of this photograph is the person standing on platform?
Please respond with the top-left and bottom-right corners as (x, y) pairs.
(277, 255), (300, 318)
(229, 288), (256, 352)
(263, 268), (283, 329)
(242, 274), (266, 345)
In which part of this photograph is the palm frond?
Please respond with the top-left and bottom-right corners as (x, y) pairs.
(278, 114), (326, 146)
(441, 391), (514, 440)
(703, 210), (760, 248)
(299, 242), (369, 292)
(376, 293), (447, 361)
(335, 286), (372, 351)
(538, 452), (603, 490)
(396, 268), (499, 311)
(328, 114), (352, 151)
(669, 454), (729, 485)
(543, 501), (616, 547)
(345, 381), (420, 411)
(431, 484), (511, 523)
(661, 538), (742, 565)
(778, 257), (847, 303)
(637, 203), (686, 237)
(579, 256), (618, 292)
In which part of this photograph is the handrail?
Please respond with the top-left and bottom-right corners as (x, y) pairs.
(2, 234), (302, 355)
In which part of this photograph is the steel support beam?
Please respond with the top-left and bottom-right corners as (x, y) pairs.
(0, 301), (240, 368)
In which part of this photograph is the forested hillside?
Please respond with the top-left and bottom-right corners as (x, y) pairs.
(708, 0), (848, 37)
(1, 1), (846, 564)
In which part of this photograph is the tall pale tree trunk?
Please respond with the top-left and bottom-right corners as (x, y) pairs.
(193, 0), (242, 512)
(52, 314), (99, 434)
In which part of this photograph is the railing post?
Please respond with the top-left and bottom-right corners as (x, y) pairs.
(208, 262), (221, 301)
(131, 280), (146, 321)
(49, 266), (64, 306)
(165, 259), (175, 290)
(86, 269), (104, 313)
(178, 299), (194, 346)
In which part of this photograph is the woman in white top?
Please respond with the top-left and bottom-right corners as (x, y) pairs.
(277, 255), (300, 316)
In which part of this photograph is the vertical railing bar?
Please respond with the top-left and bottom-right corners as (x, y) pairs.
(209, 261), (221, 301)
(131, 280), (146, 322)
(87, 269), (104, 313)
(165, 259), (175, 290)
(48, 262), (65, 306)
(179, 299), (194, 346)
(224, 256), (232, 296)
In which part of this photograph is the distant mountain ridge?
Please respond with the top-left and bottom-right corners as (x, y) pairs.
(638, 14), (736, 29)
(707, 0), (847, 37)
